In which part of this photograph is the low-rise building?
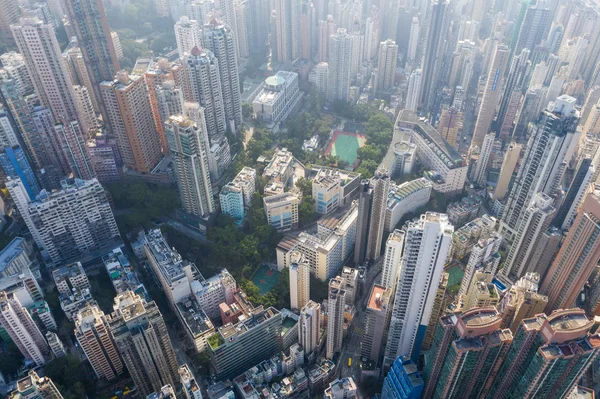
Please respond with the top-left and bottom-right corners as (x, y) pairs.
(190, 269), (237, 320)
(307, 359), (336, 391)
(176, 295), (216, 352)
(447, 195), (482, 227)
(220, 184), (245, 222)
(52, 262), (90, 296)
(324, 377), (357, 399)
(262, 148), (295, 187)
(385, 178), (432, 232)
(179, 364), (203, 399)
(264, 191), (300, 231)
(103, 247), (149, 301)
(451, 214), (497, 260)
(147, 385), (176, 399)
(46, 331), (66, 358)
(253, 71), (302, 130)
(312, 167), (360, 215)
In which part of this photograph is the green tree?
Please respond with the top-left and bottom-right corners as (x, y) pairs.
(0, 341), (24, 376)
(357, 144), (382, 161)
(295, 177), (312, 197)
(242, 103), (253, 118)
(356, 159), (379, 179)
(299, 195), (316, 226)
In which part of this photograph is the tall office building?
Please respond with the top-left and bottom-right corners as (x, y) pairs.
(541, 189), (600, 312)
(174, 16), (204, 57)
(0, 145), (40, 200)
(407, 17), (420, 65)
(471, 132), (495, 186)
(365, 169), (390, 261)
(326, 277), (346, 359)
(470, 44), (509, 148)
(165, 115), (214, 217)
(362, 284), (392, 361)
(376, 39), (398, 92)
(384, 213), (453, 365)
(74, 304), (123, 381)
(381, 229), (404, 289)
(7, 177), (120, 264)
(498, 272), (547, 333)
(503, 193), (555, 280)
(419, 0), (451, 112)
(354, 180), (372, 265)
(62, 0), (119, 118)
(11, 17), (79, 123)
(405, 69), (421, 112)
(289, 251), (310, 310)
(203, 20), (242, 133)
(10, 370), (64, 398)
(299, 300), (321, 358)
(513, 1), (552, 55)
(183, 47), (227, 138)
(100, 71), (163, 173)
(108, 291), (179, 397)
(381, 357), (424, 399)
(553, 158), (594, 230)
(501, 96), (579, 234)
(437, 107), (463, 148)
(489, 309), (600, 399)
(497, 48), (531, 139)
(273, 0), (301, 63)
(327, 29), (352, 102)
(0, 291), (49, 366)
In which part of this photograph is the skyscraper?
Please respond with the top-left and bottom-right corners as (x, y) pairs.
(503, 192), (555, 280)
(108, 291), (179, 397)
(362, 284), (392, 361)
(0, 0), (20, 39)
(381, 357), (424, 399)
(552, 157), (594, 230)
(0, 291), (49, 366)
(489, 308), (600, 399)
(326, 276), (346, 359)
(183, 47), (227, 138)
(513, 1), (552, 55)
(327, 28), (353, 102)
(62, 0), (120, 118)
(74, 303), (123, 381)
(203, 20), (243, 133)
(289, 251), (310, 310)
(470, 44), (509, 148)
(380, 229), (404, 289)
(11, 17), (79, 123)
(471, 132), (495, 186)
(100, 71), (163, 173)
(54, 120), (96, 180)
(406, 17), (420, 65)
(493, 142), (522, 201)
(165, 115), (214, 217)
(501, 96), (579, 235)
(437, 107), (463, 148)
(0, 145), (40, 200)
(419, 0), (451, 112)
(423, 307), (513, 399)
(384, 213), (453, 365)
(354, 180), (372, 265)
(405, 69), (421, 112)
(174, 16), (204, 57)
(541, 189), (600, 312)
(7, 177), (121, 264)
(496, 48), (530, 139)
(299, 300), (321, 359)
(273, 0), (301, 63)
(365, 169), (390, 261)
(376, 39), (398, 92)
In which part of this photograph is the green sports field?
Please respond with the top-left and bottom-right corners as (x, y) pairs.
(252, 265), (280, 294)
(328, 132), (367, 165)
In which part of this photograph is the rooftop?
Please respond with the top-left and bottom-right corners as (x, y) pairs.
(387, 178), (432, 208)
(0, 237), (26, 275)
(367, 285), (389, 311)
(103, 247), (149, 300)
(177, 296), (215, 337)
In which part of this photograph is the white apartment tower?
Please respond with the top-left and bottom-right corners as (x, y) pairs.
(0, 291), (49, 366)
(327, 29), (352, 102)
(376, 39), (398, 92)
(274, 0), (301, 63)
(165, 115), (215, 217)
(405, 69), (421, 112)
(299, 300), (321, 356)
(203, 20), (243, 133)
(472, 132), (495, 186)
(175, 16), (204, 57)
(459, 232), (502, 296)
(381, 229), (404, 289)
(407, 17), (420, 64)
(384, 213), (453, 366)
(289, 251), (310, 310)
(326, 277), (346, 359)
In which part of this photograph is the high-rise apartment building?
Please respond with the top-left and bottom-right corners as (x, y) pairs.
(0, 145), (40, 200)
(437, 107), (463, 149)
(362, 284), (392, 362)
(183, 47), (227, 138)
(405, 69), (421, 112)
(380, 230), (404, 289)
(553, 158), (594, 230)
(62, 43), (99, 112)
(541, 189), (600, 312)
(62, 0), (119, 118)
(406, 17), (420, 64)
(493, 142), (522, 201)
(100, 71), (163, 173)
(108, 291), (179, 397)
(175, 16), (204, 57)
(354, 180), (372, 265)
(498, 272), (547, 333)
(0, 0), (20, 38)
(0, 291), (49, 366)
(165, 115), (214, 217)
(10, 370), (64, 398)
(365, 169), (390, 261)
(327, 29), (352, 102)
(326, 277), (346, 359)
(513, 1), (552, 55)
(459, 232), (502, 297)
(273, 0), (301, 63)
(7, 177), (121, 264)
(11, 17), (79, 123)
(497, 48), (531, 139)
(423, 307), (513, 399)
(204, 20), (243, 133)
(422, 272), (448, 352)
(470, 44), (509, 148)
(501, 96), (579, 235)
(384, 213), (453, 365)
(503, 192), (555, 280)
(74, 303), (123, 381)
(289, 251), (310, 310)
(376, 39), (398, 92)
(299, 300), (321, 358)
(471, 132), (495, 186)
(489, 309), (600, 399)
(54, 120), (96, 180)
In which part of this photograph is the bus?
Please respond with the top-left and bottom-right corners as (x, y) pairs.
(348, 357), (352, 367)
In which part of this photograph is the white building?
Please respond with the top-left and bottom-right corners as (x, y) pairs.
(179, 364), (203, 399)
(326, 277), (346, 359)
(384, 212), (453, 366)
(175, 17), (204, 57)
(405, 69), (421, 112)
(381, 230), (404, 289)
(472, 132), (495, 186)
(252, 71), (302, 130)
(0, 51), (33, 96)
(7, 177), (121, 264)
(110, 31), (123, 59)
(315, 62), (328, 95)
(312, 167), (361, 215)
(289, 251), (310, 310)
(190, 269), (237, 319)
(299, 300), (321, 358)
(327, 29), (352, 101)
(459, 232), (502, 297)
(385, 178), (432, 232)
(263, 191), (300, 231)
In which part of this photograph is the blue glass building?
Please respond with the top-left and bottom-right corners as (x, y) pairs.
(0, 145), (40, 200)
(381, 357), (424, 399)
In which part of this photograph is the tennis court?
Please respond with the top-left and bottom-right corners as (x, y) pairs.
(252, 265), (280, 294)
(325, 131), (367, 165)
